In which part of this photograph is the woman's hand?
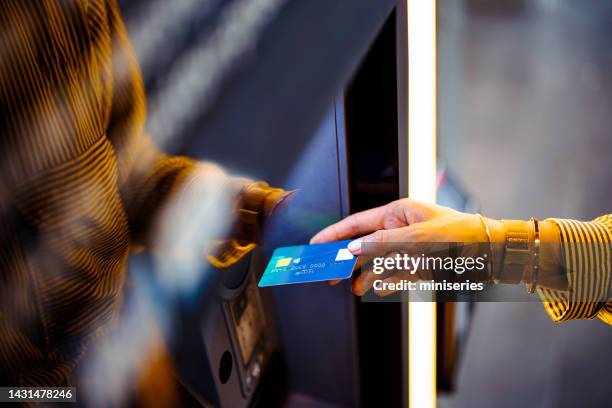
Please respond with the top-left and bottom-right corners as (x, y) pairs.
(310, 199), (499, 295)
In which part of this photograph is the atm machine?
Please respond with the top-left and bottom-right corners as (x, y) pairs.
(167, 1), (409, 405)
(120, 0), (428, 406)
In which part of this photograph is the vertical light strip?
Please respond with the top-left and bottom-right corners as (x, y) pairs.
(408, 0), (437, 203)
(407, 0), (437, 408)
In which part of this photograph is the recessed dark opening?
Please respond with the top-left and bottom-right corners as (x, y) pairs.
(344, 8), (403, 408)
(219, 350), (233, 384)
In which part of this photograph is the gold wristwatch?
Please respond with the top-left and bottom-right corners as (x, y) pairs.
(498, 220), (532, 284)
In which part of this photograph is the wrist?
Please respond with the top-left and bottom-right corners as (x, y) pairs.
(473, 217), (562, 289)
(483, 217), (506, 281)
(537, 220), (565, 290)
(485, 217), (506, 243)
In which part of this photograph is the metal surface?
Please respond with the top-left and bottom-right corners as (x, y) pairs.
(179, 0), (396, 183)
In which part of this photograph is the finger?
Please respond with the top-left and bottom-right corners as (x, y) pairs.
(310, 204), (391, 244)
(352, 269), (380, 296)
(327, 279), (342, 286)
(346, 226), (417, 256)
(352, 257), (395, 296)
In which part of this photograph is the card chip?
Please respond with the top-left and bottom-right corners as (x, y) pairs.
(275, 257), (292, 267)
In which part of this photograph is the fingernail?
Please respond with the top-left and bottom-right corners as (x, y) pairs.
(348, 239), (362, 253)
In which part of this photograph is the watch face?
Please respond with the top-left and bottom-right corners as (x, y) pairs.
(507, 233), (529, 247)
(506, 231), (530, 264)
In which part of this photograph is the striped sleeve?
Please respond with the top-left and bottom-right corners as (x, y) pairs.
(538, 215), (612, 324)
(104, 0), (254, 265)
(103, 0), (200, 246)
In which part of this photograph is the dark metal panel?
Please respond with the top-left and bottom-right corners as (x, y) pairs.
(395, 2), (409, 408)
(262, 103), (360, 406)
(181, 0), (396, 184)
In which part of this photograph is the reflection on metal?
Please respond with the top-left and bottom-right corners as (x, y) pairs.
(147, 0), (288, 149)
(407, 0), (437, 407)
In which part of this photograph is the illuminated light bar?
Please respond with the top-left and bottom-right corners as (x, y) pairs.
(407, 0), (437, 407)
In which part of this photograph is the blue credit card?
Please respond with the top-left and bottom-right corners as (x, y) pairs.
(258, 240), (357, 287)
